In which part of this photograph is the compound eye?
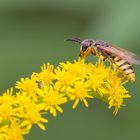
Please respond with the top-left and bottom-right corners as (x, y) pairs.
(82, 46), (88, 51)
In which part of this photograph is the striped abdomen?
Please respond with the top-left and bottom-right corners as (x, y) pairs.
(113, 56), (135, 82)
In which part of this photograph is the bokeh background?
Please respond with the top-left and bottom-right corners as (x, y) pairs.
(0, 0), (140, 140)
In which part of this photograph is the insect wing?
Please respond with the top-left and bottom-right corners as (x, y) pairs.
(96, 44), (140, 65)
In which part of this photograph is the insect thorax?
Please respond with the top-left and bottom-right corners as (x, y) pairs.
(95, 40), (109, 47)
(91, 41), (112, 60)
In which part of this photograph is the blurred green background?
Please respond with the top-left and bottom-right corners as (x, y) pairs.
(0, 0), (140, 140)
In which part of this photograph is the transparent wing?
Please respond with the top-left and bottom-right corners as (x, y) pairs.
(96, 44), (140, 65)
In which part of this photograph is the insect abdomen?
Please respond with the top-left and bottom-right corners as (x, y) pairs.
(113, 56), (135, 82)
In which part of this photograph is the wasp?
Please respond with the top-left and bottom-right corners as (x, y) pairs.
(66, 37), (140, 82)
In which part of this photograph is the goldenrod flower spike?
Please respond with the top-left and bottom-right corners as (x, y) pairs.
(0, 59), (131, 139)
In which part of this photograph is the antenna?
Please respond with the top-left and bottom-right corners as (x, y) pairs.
(66, 37), (82, 43)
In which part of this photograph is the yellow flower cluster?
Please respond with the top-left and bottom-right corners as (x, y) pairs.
(0, 59), (131, 140)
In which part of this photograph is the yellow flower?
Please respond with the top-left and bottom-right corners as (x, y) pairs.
(19, 103), (48, 131)
(15, 91), (33, 109)
(37, 86), (67, 117)
(59, 59), (88, 79)
(54, 67), (75, 92)
(67, 81), (93, 109)
(107, 77), (131, 115)
(0, 105), (14, 123)
(15, 77), (38, 97)
(0, 88), (16, 122)
(0, 88), (15, 105)
(0, 125), (8, 140)
(4, 121), (28, 140)
(86, 63), (111, 96)
(33, 63), (55, 87)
